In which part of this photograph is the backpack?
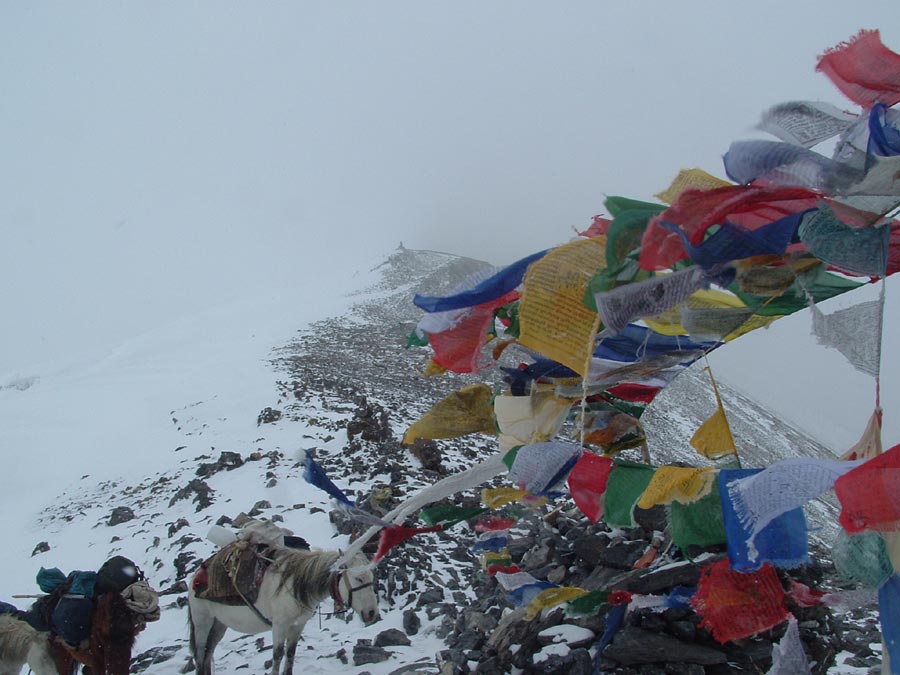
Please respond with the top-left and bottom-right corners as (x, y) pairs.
(96, 556), (142, 595)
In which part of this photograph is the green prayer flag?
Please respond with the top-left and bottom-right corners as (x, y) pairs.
(602, 460), (656, 528)
(668, 482), (727, 552)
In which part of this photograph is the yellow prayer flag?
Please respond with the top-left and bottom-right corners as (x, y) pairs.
(654, 168), (732, 204)
(482, 487), (529, 509)
(524, 587), (590, 620)
(518, 237), (606, 376)
(402, 383), (496, 446)
(636, 466), (716, 508)
(691, 408), (737, 460)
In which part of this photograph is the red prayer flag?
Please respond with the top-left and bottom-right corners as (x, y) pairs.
(567, 451), (614, 523)
(816, 30), (900, 108)
(474, 517), (517, 533)
(605, 383), (662, 404)
(834, 442), (900, 533)
(373, 524), (443, 563)
(691, 560), (791, 643)
(429, 291), (518, 373)
(639, 185), (820, 271)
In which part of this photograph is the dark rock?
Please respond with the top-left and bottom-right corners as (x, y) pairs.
(257, 407), (282, 425)
(169, 479), (214, 511)
(667, 620), (696, 642)
(417, 588), (444, 607)
(31, 541), (50, 556)
(528, 647), (592, 675)
(375, 628), (412, 647)
(167, 517), (189, 537)
(403, 609), (421, 635)
(614, 556), (724, 594)
(596, 539), (646, 570)
(108, 506), (136, 526)
(410, 439), (444, 473)
(603, 626), (727, 666)
(130, 645), (181, 671)
(353, 643), (392, 666)
(196, 452), (244, 477)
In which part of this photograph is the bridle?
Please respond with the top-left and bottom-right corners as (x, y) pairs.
(329, 569), (374, 613)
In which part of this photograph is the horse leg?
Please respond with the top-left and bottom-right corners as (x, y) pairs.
(269, 622), (286, 675)
(278, 610), (314, 675)
(188, 602), (218, 675)
(26, 639), (60, 675)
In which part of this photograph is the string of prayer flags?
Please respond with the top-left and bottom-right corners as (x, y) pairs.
(835, 442), (900, 533)
(691, 560), (791, 644)
(402, 383), (496, 445)
(816, 29), (900, 108)
(567, 452), (614, 523)
(373, 524), (443, 563)
(719, 469), (809, 571)
(726, 458), (862, 550)
(299, 449), (355, 508)
(602, 460), (656, 529)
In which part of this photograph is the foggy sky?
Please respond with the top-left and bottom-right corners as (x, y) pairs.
(2, 3), (898, 449)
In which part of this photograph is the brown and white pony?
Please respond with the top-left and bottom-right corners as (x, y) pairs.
(187, 548), (379, 675)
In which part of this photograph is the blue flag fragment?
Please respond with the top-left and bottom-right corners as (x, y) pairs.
(299, 449), (356, 508)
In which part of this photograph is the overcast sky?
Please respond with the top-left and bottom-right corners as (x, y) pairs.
(1, 3), (898, 448)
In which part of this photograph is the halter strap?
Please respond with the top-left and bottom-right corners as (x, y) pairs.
(330, 570), (374, 612)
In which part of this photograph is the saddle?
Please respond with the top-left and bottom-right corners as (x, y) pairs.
(194, 541), (271, 606)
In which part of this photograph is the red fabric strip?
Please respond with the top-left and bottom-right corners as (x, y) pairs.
(816, 30), (900, 108)
(835, 442), (900, 533)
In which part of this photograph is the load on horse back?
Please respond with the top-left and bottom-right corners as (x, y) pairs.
(5, 555), (161, 675)
(187, 519), (379, 675)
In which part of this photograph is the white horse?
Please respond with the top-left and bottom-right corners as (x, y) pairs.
(0, 614), (58, 675)
(187, 548), (379, 675)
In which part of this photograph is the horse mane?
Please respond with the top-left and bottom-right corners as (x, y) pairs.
(271, 549), (341, 608)
(0, 614), (42, 663)
(94, 591), (139, 649)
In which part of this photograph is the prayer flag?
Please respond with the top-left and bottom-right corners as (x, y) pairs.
(835, 442), (900, 533)
(402, 383), (497, 445)
(373, 524), (443, 563)
(816, 29), (900, 108)
(567, 451), (614, 523)
(300, 449), (355, 508)
(602, 460), (656, 528)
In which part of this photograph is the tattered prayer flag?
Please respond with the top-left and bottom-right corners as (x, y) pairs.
(300, 449), (355, 508)
(493, 391), (574, 452)
(637, 466), (716, 509)
(595, 266), (710, 335)
(567, 451), (614, 523)
(508, 441), (582, 495)
(816, 29), (900, 108)
(419, 504), (488, 527)
(373, 524), (443, 563)
(758, 100), (857, 149)
(841, 410), (884, 461)
(402, 383), (496, 446)
(518, 237), (606, 375)
(428, 290), (519, 373)
(723, 140), (854, 192)
(487, 564), (520, 577)
(727, 457), (862, 549)
(719, 469), (809, 571)
(566, 589), (609, 617)
(767, 618), (812, 675)
(471, 531), (509, 554)
(835, 442), (900, 533)
(494, 570), (539, 592)
(655, 168), (732, 204)
(481, 550), (514, 570)
(602, 460), (656, 529)
(691, 560), (791, 644)
(668, 485), (728, 552)
(811, 296), (884, 378)
(879, 574), (900, 675)
(524, 586), (590, 620)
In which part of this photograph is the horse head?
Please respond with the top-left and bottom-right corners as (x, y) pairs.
(332, 552), (379, 625)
